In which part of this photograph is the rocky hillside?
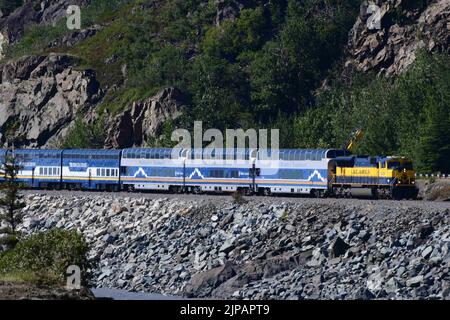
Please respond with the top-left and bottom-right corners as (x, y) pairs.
(346, 0), (449, 75)
(0, 0), (449, 171)
(18, 193), (450, 299)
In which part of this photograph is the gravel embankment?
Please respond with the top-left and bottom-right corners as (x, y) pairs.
(16, 192), (450, 300)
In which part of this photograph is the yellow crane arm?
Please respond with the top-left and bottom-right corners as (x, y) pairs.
(346, 129), (364, 152)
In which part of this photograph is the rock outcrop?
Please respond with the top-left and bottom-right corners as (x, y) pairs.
(345, 0), (450, 76)
(104, 87), (186, 148)
(0, 54), (102, 147)
(215, 0), (251, 26)
(0, 0), (90, 58)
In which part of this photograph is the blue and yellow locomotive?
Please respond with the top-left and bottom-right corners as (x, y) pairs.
(331, 155), (418, 199)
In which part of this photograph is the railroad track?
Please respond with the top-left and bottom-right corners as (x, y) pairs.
(22, 189), (450, 211)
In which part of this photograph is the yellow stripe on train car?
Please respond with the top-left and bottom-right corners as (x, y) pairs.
(336, 167), (388, 178)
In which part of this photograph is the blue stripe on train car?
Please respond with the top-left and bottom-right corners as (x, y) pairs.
(336, 176), (391, 185)
(257, 168), (329, 186)
(184, 166), (251, 186)
(122, 166), (184, 185)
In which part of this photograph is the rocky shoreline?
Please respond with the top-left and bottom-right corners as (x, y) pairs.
(15, 193), (450, 300)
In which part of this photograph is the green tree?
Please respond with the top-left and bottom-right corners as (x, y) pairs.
(415, 98), (450, 173)
(60, 117), (106, 149)
(0, 152), (25, 250)
(0, 229), (94, 286)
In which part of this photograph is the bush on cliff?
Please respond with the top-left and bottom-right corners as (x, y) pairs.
(0, 229), (94, 286)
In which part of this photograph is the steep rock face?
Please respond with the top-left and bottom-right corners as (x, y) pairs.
(346, 0), (450, 76)
(104, 87), (186, 148)
(0, 54), (102, 147)
(0, 0), (90, 57)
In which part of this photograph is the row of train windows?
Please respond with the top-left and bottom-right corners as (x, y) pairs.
(39, 167), (60, 176)
(123, 153), (171, 159)
(209, 170), (239, 178)
(96, 169), (119, 177)
(14, 154), (118, 160)
(279, 154), (323, 161)
(17, 154), (60, 160)
(65, 154), (118, 160)
(151, 169), (176, 176)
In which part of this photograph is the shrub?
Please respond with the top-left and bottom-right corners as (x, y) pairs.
(0, 229), (94, 286)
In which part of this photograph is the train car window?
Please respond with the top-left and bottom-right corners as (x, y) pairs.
(101, 169), (105, 176)
(39, 168), (43, 175)
(300, 152), (306, 161)
(43, 168), (47, 175)
(280, 170), (304, 180)
(388, 161), (401, 169)
(229, 171), (239, 178)
(96, 169), (100, 176)
(106, 169), (110, 177)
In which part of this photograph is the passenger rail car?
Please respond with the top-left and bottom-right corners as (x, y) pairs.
(62, 149), (121, 191)
(120, 148), (185, 192)
(184, 148), (254, 194)
(255, 149), (350, 197)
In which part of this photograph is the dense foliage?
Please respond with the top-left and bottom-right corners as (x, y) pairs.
(0, 229), (93, 286)
(59, 117), (106, 149)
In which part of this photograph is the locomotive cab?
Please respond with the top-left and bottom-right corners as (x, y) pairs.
(378, 157), (418, 199)
(380, 157), (416, 186)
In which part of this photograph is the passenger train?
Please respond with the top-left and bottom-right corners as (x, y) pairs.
(0, 148), (418, 200)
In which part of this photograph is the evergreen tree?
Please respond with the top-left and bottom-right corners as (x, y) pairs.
(0, 152), (25, 250)
(416, 99), (450, 173)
